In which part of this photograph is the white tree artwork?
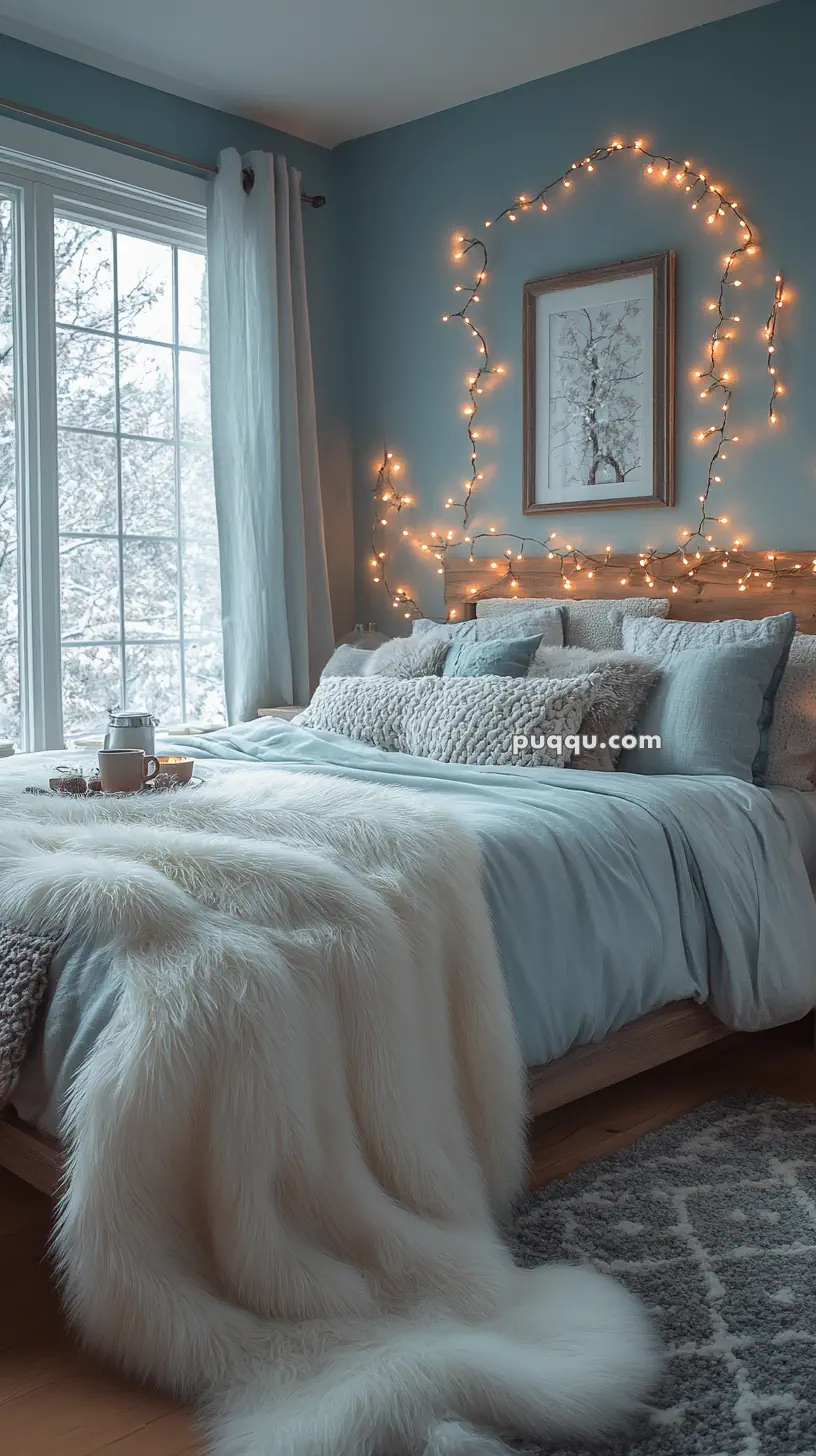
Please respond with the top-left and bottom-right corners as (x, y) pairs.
(548, 298), (645, 492)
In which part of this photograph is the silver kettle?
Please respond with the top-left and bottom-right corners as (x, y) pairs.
(103, 709), (159, 755)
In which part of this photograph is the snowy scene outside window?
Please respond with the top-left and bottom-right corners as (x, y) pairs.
(56, 219), (224, 738)
(0, 178), (224, 747)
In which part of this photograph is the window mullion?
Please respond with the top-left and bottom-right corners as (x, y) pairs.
(18, 180), (62, 750)
(112, 230), (127, 708)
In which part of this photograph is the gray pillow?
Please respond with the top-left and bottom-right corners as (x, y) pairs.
(412, 604), (564, 655)
(618, 640), (795, 782)
(476, 595), (668, 650)
(362, 635), (449, 678)
(528, 647), (661, 770)
(299, 672), (599, 767)
(766, 634), (816, 791)
(622, 612), (796, 785)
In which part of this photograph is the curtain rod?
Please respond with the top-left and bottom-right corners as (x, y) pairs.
(0, 94), (327, 207)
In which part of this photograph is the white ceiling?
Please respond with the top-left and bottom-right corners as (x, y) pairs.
(0, 0), (774, 149)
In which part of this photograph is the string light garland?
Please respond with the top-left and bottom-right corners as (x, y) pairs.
(369, 138), (792, 615)
(765, 272), (785, 425)
(369, 451), (423, 618)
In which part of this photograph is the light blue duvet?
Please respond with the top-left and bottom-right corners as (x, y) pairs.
(12, 720), (816, 1137)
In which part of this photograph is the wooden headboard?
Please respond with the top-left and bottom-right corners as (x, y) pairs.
(444, 551), (816, 633)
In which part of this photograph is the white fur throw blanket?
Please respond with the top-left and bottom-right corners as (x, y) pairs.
(0, 771), (656, 1455)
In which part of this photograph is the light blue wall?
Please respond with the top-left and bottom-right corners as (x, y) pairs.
(0, 32), (355, 633)
(339, 0), (814, 625)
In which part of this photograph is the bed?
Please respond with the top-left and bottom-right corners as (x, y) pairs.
(2, 549), (816, 1196)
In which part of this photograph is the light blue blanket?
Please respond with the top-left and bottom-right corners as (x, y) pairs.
(13, 720), (816, 1136)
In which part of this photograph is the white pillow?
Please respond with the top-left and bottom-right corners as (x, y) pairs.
(476, 596), (668, 651)
(766, 634), (816, 791)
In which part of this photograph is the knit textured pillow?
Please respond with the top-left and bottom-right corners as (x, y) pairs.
(766, 633), (816, 790)
(298, 672), (600, 767)
(476, 596), (668, 651)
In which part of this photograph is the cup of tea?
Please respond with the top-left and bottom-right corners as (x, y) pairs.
(98, 748), (160, 794)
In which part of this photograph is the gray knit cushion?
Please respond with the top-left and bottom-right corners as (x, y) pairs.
(476, 595), (668, 651)
(0, 925), (60, 1109)
(299, 672), (600, 767)
(766, 634), (816, 790)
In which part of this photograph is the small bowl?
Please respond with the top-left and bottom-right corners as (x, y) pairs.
(156, 755), (195, 785)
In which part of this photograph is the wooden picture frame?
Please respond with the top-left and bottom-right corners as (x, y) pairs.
(523, 251), (675, 514)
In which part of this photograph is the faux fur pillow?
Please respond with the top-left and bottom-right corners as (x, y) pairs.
(766, 634), (816, 790)
(528, 647), (661, 770)
(362, 635), (449, 678)
(476, 596), (668, 651)
(299, 672), (600, 767)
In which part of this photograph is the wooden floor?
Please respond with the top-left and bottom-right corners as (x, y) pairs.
(1, 1026), (814, 1454)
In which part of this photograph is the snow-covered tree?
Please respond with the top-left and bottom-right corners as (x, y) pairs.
(549, 300), (644, 491)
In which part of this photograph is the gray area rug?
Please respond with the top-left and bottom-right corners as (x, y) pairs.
(508, 1095), (816, 1455)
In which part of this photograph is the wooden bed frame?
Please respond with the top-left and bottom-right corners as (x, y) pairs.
(0, 998), (743, 1197)
(2, 549), (815, 1197)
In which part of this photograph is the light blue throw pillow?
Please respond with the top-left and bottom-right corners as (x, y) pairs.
(442, 633), (544, 679)
(622, 611), (795, 784)
(618, 639), (794, 782)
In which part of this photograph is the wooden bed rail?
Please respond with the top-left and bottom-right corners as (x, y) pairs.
(0, 1000), (748, 1198)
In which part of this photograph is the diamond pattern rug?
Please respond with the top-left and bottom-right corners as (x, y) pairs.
(509, 1095), (816, 1455)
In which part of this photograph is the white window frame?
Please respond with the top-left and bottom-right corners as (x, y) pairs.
(0, 117), (211, 750)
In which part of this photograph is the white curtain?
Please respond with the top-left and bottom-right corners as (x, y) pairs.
(207, 148), (334, 721)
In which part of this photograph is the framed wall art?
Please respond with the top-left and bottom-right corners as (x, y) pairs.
(523, 251), (675, 514)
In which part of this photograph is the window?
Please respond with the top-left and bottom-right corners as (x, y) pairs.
(0, 195), (18, 744)
(0, 125), (224, 750)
